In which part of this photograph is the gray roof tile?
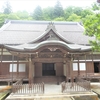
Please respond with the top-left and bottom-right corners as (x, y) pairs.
(0, 20), (95, 45)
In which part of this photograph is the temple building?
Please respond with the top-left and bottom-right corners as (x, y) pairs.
(0, 20), (99, 84)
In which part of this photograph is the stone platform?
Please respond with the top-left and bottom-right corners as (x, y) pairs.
(6, 84), (98, 100)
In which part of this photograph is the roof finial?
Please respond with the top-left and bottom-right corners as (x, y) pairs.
(45, 22), (56, 31)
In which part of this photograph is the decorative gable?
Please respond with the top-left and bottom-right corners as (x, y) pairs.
(31, 22), (71, 44)
(33, 29), (61, 43)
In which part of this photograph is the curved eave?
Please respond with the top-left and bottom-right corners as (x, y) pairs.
(4, 41), (92, 52)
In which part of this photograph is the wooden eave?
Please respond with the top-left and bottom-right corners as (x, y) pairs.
(4, 40), (92, 53)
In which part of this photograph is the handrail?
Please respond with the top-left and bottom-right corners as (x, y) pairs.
(12, 82), (44, 94)
(76, 77), (91, 91)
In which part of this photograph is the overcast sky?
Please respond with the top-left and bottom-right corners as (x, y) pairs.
(0, 0), (97, 12)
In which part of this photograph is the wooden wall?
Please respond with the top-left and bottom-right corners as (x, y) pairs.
(86, 62), (94, 73)
(35, 62), (42, 77)
(0, 62), (28, 78)
(0, 63), (9, 75)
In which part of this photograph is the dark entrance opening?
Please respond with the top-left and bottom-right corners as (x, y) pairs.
(94, 62), (100, 73)
(42, 63), (56, 76)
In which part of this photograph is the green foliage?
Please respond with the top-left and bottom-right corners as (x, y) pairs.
(43, 7), (54, 20)
(64, 6), (74, 19)
(7, 13), (19, 20)
(53, 0), (64, 18)
(67, 14), (81, 22)
(81, 8), (93, 18)
(0, 11), (33, 27)
(54, 17), (65, 21)
(14, 11), (32, 20)
(0, 14), (7, 27)
(92, 2), (100, 11)
(32, 6), (43, 20)
(73, 7), (83, 16)
(84, 13), (100, 51)
(3, 0), (12, 14)
(0, 0), (96, 29)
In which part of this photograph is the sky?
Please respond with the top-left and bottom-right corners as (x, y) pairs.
(0, 0), (97, 12)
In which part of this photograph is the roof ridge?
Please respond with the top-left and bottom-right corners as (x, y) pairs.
(7, 20), (79, 25)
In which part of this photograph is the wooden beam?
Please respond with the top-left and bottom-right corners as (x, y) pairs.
(32, 58), (69, 63)
(39, 52), (63, 55)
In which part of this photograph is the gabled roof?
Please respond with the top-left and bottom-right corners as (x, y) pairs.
(3, 20), (93, 52)
(0, 20), (95, 45)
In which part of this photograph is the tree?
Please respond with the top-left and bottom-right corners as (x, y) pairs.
(64, 6), (74, 20)
(32, 6), (43, 20)
(73, 7), (83, 16)
(54, 17), (65, 21)
(81, 8), (93, 18)
(53, 0), (64, 18)
(15, 11), (32, 20)
(67, 14), (81, 22)
(0, 14), (7, 27)
(84, 13), (100, 51)
(92, 2), (100, 11)
(43, 7), (54, 20)
(3, 0), (12, 14)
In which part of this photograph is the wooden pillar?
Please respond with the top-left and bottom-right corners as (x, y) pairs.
(32, 62), (35, 83)
(11, 55), (14, 85)
(17, 57), (19, 78)
(91, 52), (94, 73)
(0, 47), (3, 75)
(78, 56), (80, 76)
(65, 62), (69, 82)
(29, 57), (33, 85)
(70, 56), (73, 83)
(85, 54), (87, 78)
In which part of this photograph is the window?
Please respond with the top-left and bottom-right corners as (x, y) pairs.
(9, 64), (17, 72)
(73, 63), (78, 71)
(19, 64), (26, 72)
(79, 63), (86, 71)
(9, 64), (26, 72)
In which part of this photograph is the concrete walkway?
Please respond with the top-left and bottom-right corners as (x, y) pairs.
(91, 82), (100, 100)
(44, 84), (61, 94)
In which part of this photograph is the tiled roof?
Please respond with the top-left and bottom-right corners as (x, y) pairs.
(0, 20), (95, 45)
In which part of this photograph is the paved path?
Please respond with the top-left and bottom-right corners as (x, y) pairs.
(45, 84), (61, 94)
